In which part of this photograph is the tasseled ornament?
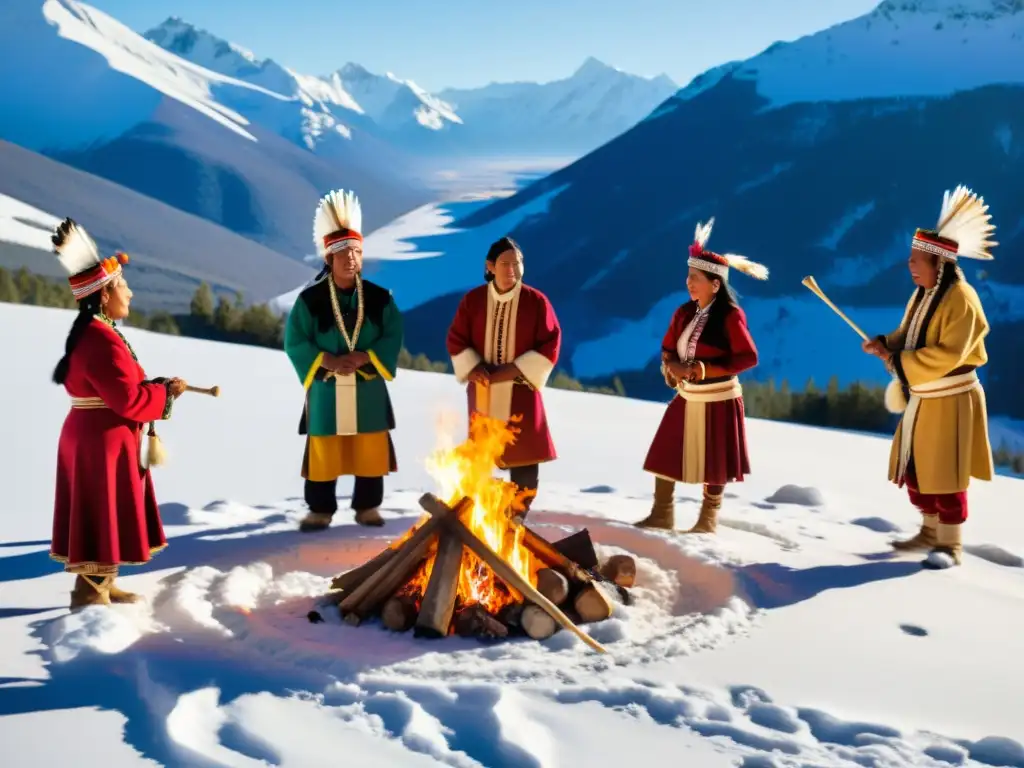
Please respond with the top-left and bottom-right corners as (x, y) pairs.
(146, 422), (167, 466)
(884, 378), (907, 414)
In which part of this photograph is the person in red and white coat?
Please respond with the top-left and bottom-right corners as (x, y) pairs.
(635, 218), (767, 534)
(446, 237), (561, 519)
(48, 218), (188, 610)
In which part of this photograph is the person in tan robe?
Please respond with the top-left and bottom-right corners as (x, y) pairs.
(862, 186), (996, 569)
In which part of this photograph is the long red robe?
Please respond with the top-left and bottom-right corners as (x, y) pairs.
(447, 281), (561, 468)
(644, 302), (757, 485)
(51, 319), (171, 575)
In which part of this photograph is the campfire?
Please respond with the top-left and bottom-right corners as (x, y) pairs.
(324, 415), (636, 651)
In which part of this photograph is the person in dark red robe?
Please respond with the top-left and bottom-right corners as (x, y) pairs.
(635, 218), (767, 534)
(48, 218), (187, 610)
(446, 236), (561, 520)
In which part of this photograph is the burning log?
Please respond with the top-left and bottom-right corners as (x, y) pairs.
(419, 493), (607, 653)
(339, 497), (471, 624)
(599, 555), (636, 588)
(496, 603), (525, 633)
(521, 604), (558, 640)
(414, 529), (464, 639)
(381, 595), (418, 632)
(331, 546), (398, 592)
(535, 568), (570, 605)
(454, 603), (509, 639)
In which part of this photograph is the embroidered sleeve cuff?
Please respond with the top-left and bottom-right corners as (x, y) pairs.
(161, 383), (174, 420)
(451, 348), (483, 383)
(514, 350), (555, 390)
(892, 351), (908, 387)
(303, 352), (325, 391)
(367, 349), (394, 381)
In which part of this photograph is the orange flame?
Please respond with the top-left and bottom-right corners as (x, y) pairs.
(404, 412), (541, 615)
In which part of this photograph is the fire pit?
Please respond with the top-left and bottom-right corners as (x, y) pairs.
(323, 416), (635, 652)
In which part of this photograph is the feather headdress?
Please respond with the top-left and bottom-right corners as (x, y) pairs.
(313, 189), (363, 259)
(912, 185), (997, 261)
(687, 218), (769, 281)
(52, 218), (129, 301)
(52, 217), (100, 276)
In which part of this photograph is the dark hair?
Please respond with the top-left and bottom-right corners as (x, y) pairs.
(53, 292), (102, 385)
(484, 236), (522, 283)
(698, 269), (740, 319)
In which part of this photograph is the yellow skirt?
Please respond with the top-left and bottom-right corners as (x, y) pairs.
(303, 432), (395, 482)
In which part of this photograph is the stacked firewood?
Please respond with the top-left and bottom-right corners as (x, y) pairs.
(323, 493), (636, 652)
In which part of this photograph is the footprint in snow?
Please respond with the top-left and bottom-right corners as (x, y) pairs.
(899, 623), (928, 637)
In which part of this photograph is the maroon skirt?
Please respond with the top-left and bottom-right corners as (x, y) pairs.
(643, 394), (750, 485)
(51, 408), (167, 575)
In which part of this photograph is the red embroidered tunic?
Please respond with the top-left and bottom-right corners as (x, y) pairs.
(447, 281), (561, 468)
(643, 301), (758, 485)
(50, 319), (172, 575)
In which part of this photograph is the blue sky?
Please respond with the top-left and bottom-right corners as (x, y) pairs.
(90, 0), (879, 91)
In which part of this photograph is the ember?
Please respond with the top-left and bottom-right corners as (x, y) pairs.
(324, 414), (633, 651)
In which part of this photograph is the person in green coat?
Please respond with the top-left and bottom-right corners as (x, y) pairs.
(285, 189), (404, 531)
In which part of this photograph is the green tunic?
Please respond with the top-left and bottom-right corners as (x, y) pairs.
(284, 276), (403, 437)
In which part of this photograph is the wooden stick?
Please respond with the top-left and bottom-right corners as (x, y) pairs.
(330, 546), (398, 592)
(185, 385), (220, 397)
(801, 276), (869, 341)
(419, 494), (607, 654)
(339, 498), (471, 623)
(414, 529), (464, 639)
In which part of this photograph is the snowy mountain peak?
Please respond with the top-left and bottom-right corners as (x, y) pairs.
(144, 17), (271, 80)
(874, 0), (1024, 18)
(710, 0), (1024, 109)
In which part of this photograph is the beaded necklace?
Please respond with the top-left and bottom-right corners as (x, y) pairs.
(327, 273), (364, 352)
(96, 313), (138, 362)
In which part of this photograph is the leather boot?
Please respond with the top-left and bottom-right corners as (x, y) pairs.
(70, 575), (112, 610)
(635, 476), (675, 530)
(891, 514), (938, 551)
(922, 522), (963, 569)
(684, 485), (723, 534)
(108, 572), (142, 603)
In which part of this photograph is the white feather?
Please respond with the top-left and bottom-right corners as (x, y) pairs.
(723, 253), (769, 280)
(53, 220), (100, 276)
(693, 217), (714, 248)
(312, 189), (363, 257)
(935, 185), (997, 261)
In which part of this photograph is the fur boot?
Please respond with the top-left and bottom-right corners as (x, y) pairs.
(355, 508), (385, 527)
(634, 476), (676, 530)
(299, 511), (333, 532)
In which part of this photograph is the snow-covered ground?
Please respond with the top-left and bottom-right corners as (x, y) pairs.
(2, 302), (1024, 767)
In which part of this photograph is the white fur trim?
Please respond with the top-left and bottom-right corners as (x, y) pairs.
(451, 348), (482, 383)
(514, 350), (555, 390)
(884, 378), (907, 414)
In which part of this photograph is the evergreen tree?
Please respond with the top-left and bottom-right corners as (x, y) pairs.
(0, 268), (17, 303)
(190, 282), (215, 321)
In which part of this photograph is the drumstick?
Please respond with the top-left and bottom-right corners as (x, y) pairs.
(185, 385), (220, 397)
(801, 276), (870, 341)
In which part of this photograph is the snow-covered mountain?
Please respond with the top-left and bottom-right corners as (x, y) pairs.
(4, 301), (1024, 766)
(0, 142), (311, 308)
(438, 57), (680, 156)
(0, 0), (430, 261)
(309, 0), (1024, 418)
(143, 18), (678, 158)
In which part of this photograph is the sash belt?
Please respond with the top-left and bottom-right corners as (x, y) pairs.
(897, 371), (980, 482)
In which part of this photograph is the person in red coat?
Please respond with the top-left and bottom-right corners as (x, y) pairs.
(635, 218), (767, 533)
(446, 236), (561, 520)
(48, 218), (187, 610)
